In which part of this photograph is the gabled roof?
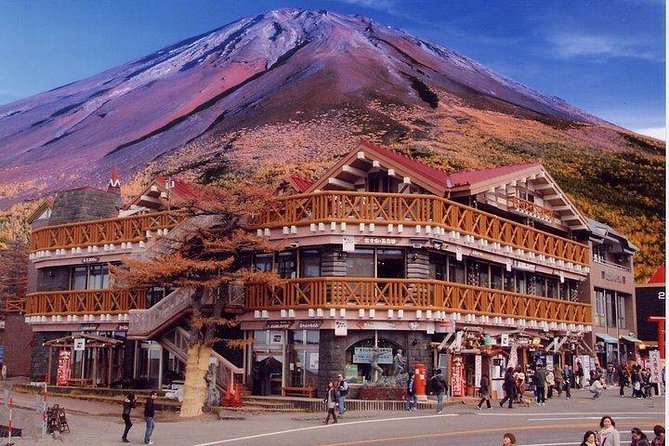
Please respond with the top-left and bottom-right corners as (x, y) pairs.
(128, 176), (213, 211)
(586, 218), (639, 254)
(289, 175), (314, 193)
(647, 264), (665, 284)
(446, 163), (542, 193)
(26, 198), (54, 225)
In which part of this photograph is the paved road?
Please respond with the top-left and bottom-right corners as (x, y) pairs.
(2, 387), (664, 445)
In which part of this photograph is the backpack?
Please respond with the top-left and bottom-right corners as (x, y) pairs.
(431, 374), (445, 392)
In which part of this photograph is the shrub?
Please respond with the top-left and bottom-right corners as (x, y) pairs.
(357, 384), (405, 400)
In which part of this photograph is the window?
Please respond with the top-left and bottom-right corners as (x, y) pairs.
(276, 252), (296, 279)
(255, 254), (273, 272)
(72, 266), (87, 290)
(594, 289), (606, 326)
(546, 278), (558, 298)
(429, 254), (447, 281)
(448, 256), (465, 283)
(299, 250), (321, 278)
(490, 265), (503, 290)
(503, 270), (515, 293)
(377, 249), (405, 278)
(617, 295), (626, 328)
(346, 249), (375, 277)
(70, 264), (110, 290)
(535, 275), (545, 297)
(605, 291), (617, 328)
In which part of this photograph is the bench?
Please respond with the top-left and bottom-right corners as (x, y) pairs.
(281, 386), (316, 398)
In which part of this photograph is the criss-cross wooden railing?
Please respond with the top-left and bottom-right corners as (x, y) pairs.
(507, 195), (557, 221)
(24, 289), (148, 315)
(30, 211), (186, 252)
(250, 191), (589, 266)
(246, 277), (592, 324)
(5, 299), (26, 313)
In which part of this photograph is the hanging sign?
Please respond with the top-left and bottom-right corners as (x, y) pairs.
(500, 333), (510, 347)
(450, 354), (465, 397)
(474, 354), (482, 389)
(73, 338), (86, 351)
(335, 320), (348, 337)
(342, 236), (356, 252)
(56, 350), (72, 386)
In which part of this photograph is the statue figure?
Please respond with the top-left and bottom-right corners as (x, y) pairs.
(370, 347), (384, 383)
(393, 349), (407, 376)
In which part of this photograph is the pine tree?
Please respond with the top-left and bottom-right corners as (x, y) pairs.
(113, 182), (282, 417)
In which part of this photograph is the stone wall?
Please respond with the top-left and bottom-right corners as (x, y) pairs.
(31, 331), (68, 381)
(3, 314), (33, 377)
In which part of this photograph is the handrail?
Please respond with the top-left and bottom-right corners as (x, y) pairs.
(592, 256), (632, 272)
(24, 289), (148, 315)
(249, 191), (589, 266)
(127, 287), (193, 338)
(507, 195), (557, 221)
(246, 277), (592, 324)
(30, 211), (186, 253)
(5, 299), (26, 313)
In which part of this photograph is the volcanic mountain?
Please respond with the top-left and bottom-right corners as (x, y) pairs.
(0, 9), (664, 278)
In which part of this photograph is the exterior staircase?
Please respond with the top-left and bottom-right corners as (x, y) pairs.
(127, 287), (196, 340)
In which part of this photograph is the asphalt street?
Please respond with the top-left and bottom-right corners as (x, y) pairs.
(2, 386), (665, 445)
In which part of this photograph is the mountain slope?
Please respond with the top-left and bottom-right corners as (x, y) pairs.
(0, 8), (664, 279)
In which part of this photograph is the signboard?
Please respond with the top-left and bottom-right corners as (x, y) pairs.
(297, 320), (323, 329)
(264, 321), (292, 330)
(513, 261), (536, 272)
(500, 333), (509, 347)
(361, 237), (397, 245)
(73, 338), (86, 351)
(649, 350), (662, 384)
(78, 324), (99, 332)
(450, 354), (465, 397)
(56, 349), (71, 386)
(81, 257), (100, 264)
(474, 354), (482, 389)
(269, 331), (284, 345)
(342, 236), (356, 253)
(335, 320), (348, 337)
(116, 324), (129, 331)
(353, 347), (392, 364)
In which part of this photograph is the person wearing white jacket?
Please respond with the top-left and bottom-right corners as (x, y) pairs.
(589, 378), (605, 399)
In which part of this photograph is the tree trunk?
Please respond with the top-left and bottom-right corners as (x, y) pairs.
(179, 343), (212, 417)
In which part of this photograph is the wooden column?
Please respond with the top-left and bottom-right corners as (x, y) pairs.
(92, 347), (98, 387)
(47, 346), (53, 385)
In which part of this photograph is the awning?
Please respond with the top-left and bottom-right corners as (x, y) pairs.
(596, 333), (618, 344)
(621, 335), (642, 343)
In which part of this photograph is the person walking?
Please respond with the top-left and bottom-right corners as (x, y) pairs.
(631, 427), (651, 446)
(554, 365), (564, 398)
(651, 425), (664, 446)
(546, 367), (555, 399)
(405, 373), (417, 411)
(580, 430), (598, 446)
(476, 373), (492, 410)
(618, 365), (629, 397)
(598, 415), (620, 446)
(143, 390), (158, 445)
(534, 365), (547, 406)
(121, 393), (137, 443)
(576, 362), (584, 389)
(499, 367), (515, 409)
(323, 381), (339, 424)
(336, 374), (348, 415)
(502, 432), (517, 446)
(631, 365), (642, 399)
(563, 365), (572, 399)
(430, 369), (447, 413)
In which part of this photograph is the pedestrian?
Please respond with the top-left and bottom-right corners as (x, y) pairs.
(618, 365), (629, 397)
(430, 369), (447, 413)
(631, 427), (651, 446)
(323, 381), (338, 424)
(336, 374), (348, 415)
(502, 432), (517, 446)
(651, 425), (665, 446)
(580, 430), (598, 446)
(143, 390), (158, 445)
(514, 368), (525, 404)
(607, 363), (615, 386)
(546, 367), (555, 399)
(121, 393), (137, 443)
(589, 377), (604, 399)
(405, 373), (417, 411)
(499, 367), (515, 409)
(563, 365), (572, 400)
(598, 415), (620, 446)
(476, 373), (492, 410)
(576, 362), (584, 389)
(642, 368), (652, 398)
(554, 365), (564, 398)
(535, 365), (547, 406)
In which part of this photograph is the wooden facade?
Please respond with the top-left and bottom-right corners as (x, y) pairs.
(251, 191), (589, 265)
(30, 211), (185, 252)
(246, 277), (592, 324)
(24, 289), (148, 316)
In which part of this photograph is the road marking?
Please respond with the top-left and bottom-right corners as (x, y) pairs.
(190, 414), (458, 446)
(477, 411), (665, 416)
(527, 416), (660, 421)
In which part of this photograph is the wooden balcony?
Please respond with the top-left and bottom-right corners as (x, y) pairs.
(246, 277), (592, 324)
(251, 191), (589, 266)
(507, 195), (557, 222)
(30, 211), (186, 253)
(5, 299), (26, 313)
(25, 289), (148, 316)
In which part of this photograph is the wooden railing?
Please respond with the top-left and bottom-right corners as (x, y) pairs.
(30, 211), (186, 252)
(25, 289), (148, 316)
(250, 191), (589, 265)
(246, 277), (592, 324)
(5, 299), (26, 313)
(507, 195), (557, 222)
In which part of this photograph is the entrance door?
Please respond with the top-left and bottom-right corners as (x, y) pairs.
(136, 341), (162, 389)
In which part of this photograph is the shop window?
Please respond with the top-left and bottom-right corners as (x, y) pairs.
(346, 249), (375, 277)
(345, 338), (398, 383)
(377, 249), (405, 278)
(299, 250), (321, 278)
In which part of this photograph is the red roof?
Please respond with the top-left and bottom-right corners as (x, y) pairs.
(361, 140), (450, 186)
(290, 175), (314, 193)
(446, 162), (542, 188)
(648, 265), (665, 284)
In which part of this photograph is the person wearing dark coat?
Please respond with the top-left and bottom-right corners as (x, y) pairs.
(499, 367), (516, 408)
(121, 393), (137, 443)
(323, 381), (339, 425)
(477, 373), (492, 410)
(631, 427), (652, 446)
(534, 366), (547, 405)
(143, 391), (158, 445)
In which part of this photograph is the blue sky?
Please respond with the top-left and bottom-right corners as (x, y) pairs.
(0, 0), (665, 138)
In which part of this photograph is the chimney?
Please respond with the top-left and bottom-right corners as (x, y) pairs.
(108, 166), (121, 194)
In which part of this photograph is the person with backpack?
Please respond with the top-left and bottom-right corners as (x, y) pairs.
(430, 369), (447, 413)
(336, 373), (349, 415)
(121, 393), (137, 443)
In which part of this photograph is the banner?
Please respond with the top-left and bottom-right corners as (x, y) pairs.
(450, 354), (465, 397)
(649, 350), (662, 383)
(474, 355), (482, 389)
(56, 349), (71, 386)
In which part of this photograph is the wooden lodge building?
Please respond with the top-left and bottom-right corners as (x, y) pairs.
(4, 141), (639, 398)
